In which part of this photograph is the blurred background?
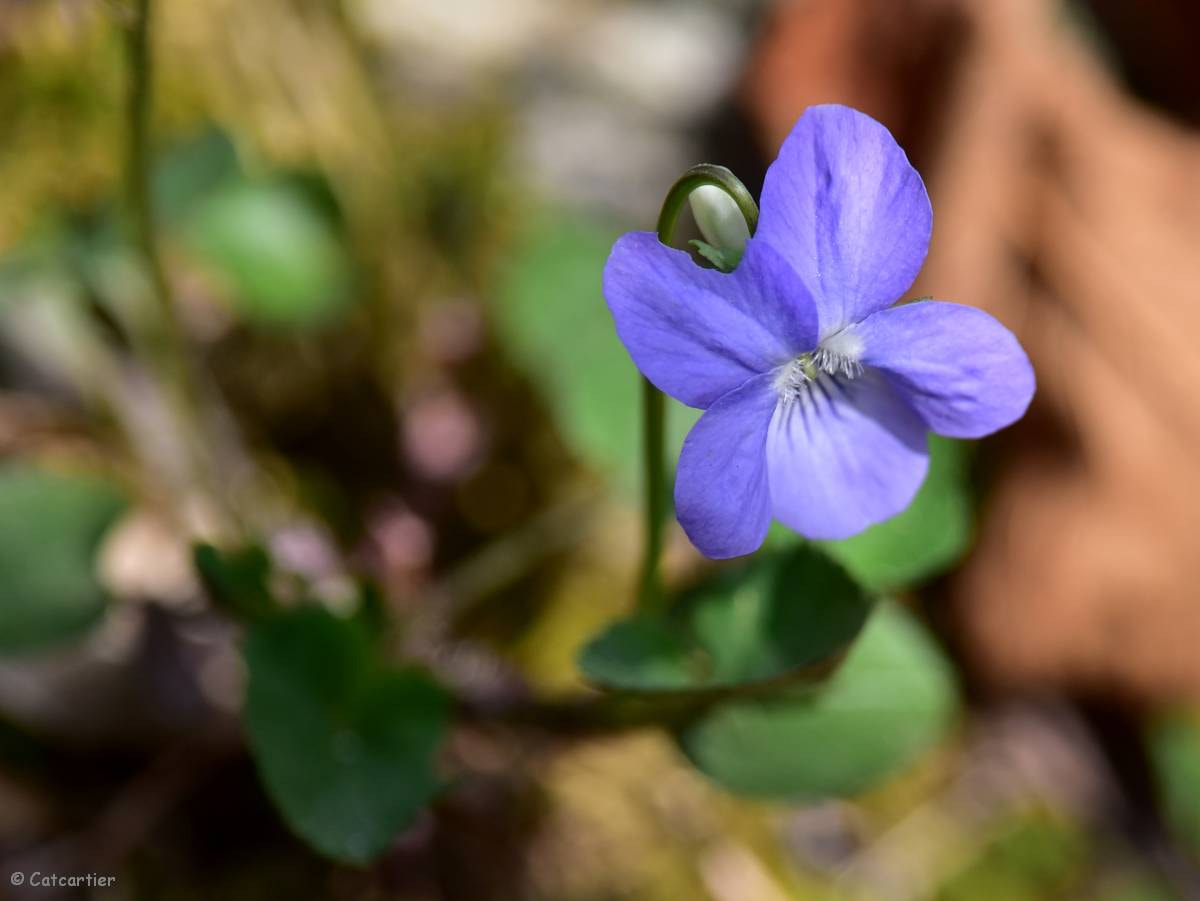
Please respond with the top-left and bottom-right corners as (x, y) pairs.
(3, 0), (1200, 898)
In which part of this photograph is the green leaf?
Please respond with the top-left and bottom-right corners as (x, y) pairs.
(578, 619), (704, 692)
(679, 601), (957, 800)
(689, 239), (743, 272)
(494, 213), (699, 490)
(822, 436), (973, 591)
(353, 579), (388, 638)
(152, 128), (241, 225)
(1148, 712), (1200, 856)
(193, 543), (276, 623)
(184, 178), (352, 329)
(0, 463), (126, 655)
(578, 544), (872, 693)
(934, 810), (1089, 901)
(244, 608), (450, 864)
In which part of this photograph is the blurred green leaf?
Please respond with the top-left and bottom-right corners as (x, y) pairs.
(678, 601), (957, 800)
(821, 436), (973, 592)
(244, 607), (449, 864)
(193, 542), (276, 623)
(579, 544), (871, 693)
(153, 128), (241, 225)
(578, 618), (702, 692)
(353, 579), (388, 638)
(185, 179), (352, 329)
(494, 213), (698, 489)
(935, 811), (1089, 901)
(0, 463), (126, 654)
(1093, 876), (1176, 901)
(1148, 712), (1200, 858)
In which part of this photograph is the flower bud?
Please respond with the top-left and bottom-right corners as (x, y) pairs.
(688, 184), (751, 252)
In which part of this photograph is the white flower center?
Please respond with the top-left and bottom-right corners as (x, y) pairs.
(773, 327), (864, 403)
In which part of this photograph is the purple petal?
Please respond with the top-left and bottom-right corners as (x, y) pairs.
(675, 373), (777, 558)
(732, 239), (821, 356)
(604, 232), (818, 408)
(756, 105), (932, 337)
(856, 301), (1035, 438)
(766, 372), (929, 540)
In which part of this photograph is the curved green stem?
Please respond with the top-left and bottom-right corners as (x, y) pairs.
(636, 165), (758, 613)
(655, 164), (759, 245)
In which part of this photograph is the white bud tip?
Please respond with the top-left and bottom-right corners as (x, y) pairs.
(688, 184), (751, 252)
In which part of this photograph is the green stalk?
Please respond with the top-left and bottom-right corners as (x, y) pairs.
(635, 165), (758, 613)
(120, 0), (249, 533)
(635, 378), (667, 610)
(123, 0), (176, 355)
(654, 164), (759, 241)
(121, 0), (195, 461)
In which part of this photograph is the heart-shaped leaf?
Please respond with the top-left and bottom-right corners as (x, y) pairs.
(0, 463), (126, 655)
(578, 544), (872, 694)
(821, 436), (973, 591)
(678, 601), (957, 800)
(185, 178), (352, 330)
(244, 607), (450, 864)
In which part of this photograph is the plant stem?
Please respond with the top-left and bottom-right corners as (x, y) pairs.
(125, 1), (159, 283)
(120, 0), (251, 534)
(635, 165), (759, 613)
(121, 0), (192, 469)
(123, 0), (184, 372)
(455, 649), (841, 737)
(635, 378), (667, 611)
(654, 164), (759, 242)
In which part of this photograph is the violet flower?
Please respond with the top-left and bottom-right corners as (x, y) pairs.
(603, 104), (1034, 559)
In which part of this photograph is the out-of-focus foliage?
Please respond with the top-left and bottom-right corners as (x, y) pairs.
(0, 462), (126, 654)
(152, 129), (241, 226)
(0, 12), (123, 244)
(244, 606), (449, 864)
(495, 213), (699, 489)
(184, 177), (353, 329)
(679, 601), (957, 799)
(1149, 712), (1200, 858)
(935, 811), (1088, 901)
(193, 542), (276, 622)
(156, 129), (355, 330)
(578, 544), (871, 692)
(823, 435), (973, 591)
(577, 546), (960, 801)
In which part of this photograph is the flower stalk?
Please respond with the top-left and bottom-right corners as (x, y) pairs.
(123, 0), (178, 362)
(655, 164), (759, 242)
(120, 0), (207, 503)
(636, 165), (759, 611)
(120, 0), (258, 535)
